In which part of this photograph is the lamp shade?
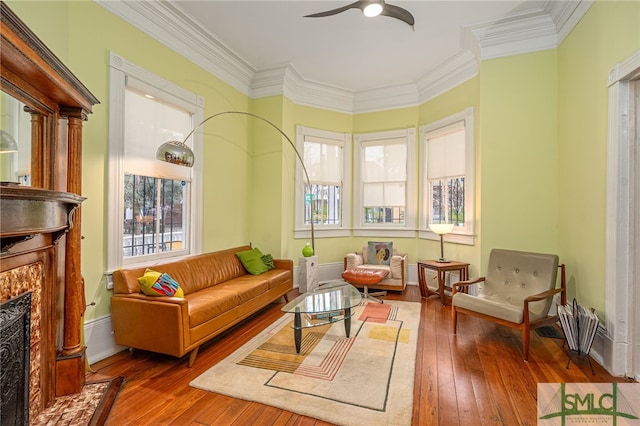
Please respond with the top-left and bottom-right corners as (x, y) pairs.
(156, 140), (195, 167)
(0, 130), (18, 153)
(429, 223), (454, 235)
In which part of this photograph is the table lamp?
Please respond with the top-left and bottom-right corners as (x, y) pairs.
(429, 223), (455, 263)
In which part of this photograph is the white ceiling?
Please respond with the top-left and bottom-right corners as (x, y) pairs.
(98, 0), (591, 111)
(172, 1), (551, 91)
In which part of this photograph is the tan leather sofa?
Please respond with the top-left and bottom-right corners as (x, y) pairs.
(111, 245), (293, 367)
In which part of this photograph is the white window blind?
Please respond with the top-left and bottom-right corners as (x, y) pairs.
(124, 80), (193, 181)
(362, 139), (407, 207)
(295, 125), (351, 237)
(427, 125), (465, 179)
(303, 134), (343, 184)
(418, 107), (475, 245)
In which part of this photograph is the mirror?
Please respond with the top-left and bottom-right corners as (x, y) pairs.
(0, 91), (31, 186)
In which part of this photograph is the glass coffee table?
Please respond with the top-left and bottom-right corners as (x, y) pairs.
(281, 281), (362, 353)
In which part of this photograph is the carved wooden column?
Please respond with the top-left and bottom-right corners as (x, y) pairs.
(28, 110), (47, 188)
(56, 112), (85, 396)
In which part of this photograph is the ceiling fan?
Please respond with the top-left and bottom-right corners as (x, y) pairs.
(304, 0), (415, 29)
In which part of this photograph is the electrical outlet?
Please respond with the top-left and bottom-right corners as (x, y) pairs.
(106, 274), (113, 290)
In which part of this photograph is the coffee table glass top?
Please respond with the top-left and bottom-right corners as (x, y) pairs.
(281, 281), (362, 329)
(282, 281), (362, 314)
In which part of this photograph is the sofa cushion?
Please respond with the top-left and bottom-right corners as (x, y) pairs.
(236, 247), (270, 275)
(366, 241), (393, 265)
(187, 287), (240, 328)
(184, 247), (250, 293)
(137, 269), (184, 298)
(262, 268), (292, 290)
(218, 276), (270, 303)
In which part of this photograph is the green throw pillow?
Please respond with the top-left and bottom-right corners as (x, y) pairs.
(261, 254), (275, 270)
(236, 248), (270, 275)
(137, 268), (184, 298)
(367, 241), (393, 266)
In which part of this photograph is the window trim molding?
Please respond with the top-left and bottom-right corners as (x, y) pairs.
(604, 49), (640, 377)
(106, 52), (203, 272)
(294, 125), (352, 239)
(353, 127), (416, 236)
(418, 107), (475, 246)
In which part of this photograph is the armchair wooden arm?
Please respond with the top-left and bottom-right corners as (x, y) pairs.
(452, 277), (485, 295)
(524, 287), (564, 304)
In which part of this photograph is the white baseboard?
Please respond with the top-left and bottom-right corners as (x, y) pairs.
(600, 325), (630, 377)
(84, 315), (127, 365)
(588, 324), (607, 368)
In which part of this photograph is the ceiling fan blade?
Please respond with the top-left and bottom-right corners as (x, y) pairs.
(304, 1), (365, 18)
(381, 4), (415, 28)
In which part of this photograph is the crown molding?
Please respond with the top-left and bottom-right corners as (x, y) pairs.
(416, 51), (479, 104)
(353, 82), (420, 114)
(463, 8), (558, 60)
(95, 0), (254, 96)
(95, 0), (592, 114)
(545, 0), (594, 44)
(252, 65), (356, 114)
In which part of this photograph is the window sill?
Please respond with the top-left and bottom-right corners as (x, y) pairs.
(295, 228), (350, 239)
(353, 228), (416, 238)
(419, 230), (475, 246)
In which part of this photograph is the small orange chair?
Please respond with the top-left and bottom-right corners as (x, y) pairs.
(342, 268), (389, 303)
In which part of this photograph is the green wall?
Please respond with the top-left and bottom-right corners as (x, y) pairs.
(479, 50), (559, 268)
(7, 0), (251, 320)
(557, 0), (640, 315)
(5, 0), (638, 324)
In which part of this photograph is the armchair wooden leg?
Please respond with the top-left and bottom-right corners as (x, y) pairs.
(523, 328), (530, 362)
(452, 308), (458, 334)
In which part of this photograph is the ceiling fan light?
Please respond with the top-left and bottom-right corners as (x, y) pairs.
(363, 3), (383, 17)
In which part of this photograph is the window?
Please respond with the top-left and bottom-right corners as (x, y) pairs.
(419, 107), (475, 244)
(295, 126), (351, 238)
(107, 52), (203, 271)
(353, 128), (416, 236)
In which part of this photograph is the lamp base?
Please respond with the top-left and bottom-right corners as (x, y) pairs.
(435, 258), (451, 263)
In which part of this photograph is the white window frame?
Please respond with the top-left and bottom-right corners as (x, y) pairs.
(419, 107), (475, 245)
(353, 128), (416, 238)
(295, 126), (351, 239)
(106, 52), (203, 273)
(605, 49), (640, 378)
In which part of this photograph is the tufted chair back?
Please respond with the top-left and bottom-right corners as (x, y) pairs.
(482, 249), (559, 321)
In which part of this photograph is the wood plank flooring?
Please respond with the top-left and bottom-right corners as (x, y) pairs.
(90, 286), (630, 425)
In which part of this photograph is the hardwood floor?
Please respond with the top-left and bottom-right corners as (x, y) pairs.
(90, 286), (630, 425)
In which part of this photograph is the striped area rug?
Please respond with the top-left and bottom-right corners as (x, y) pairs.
(190, 300), (421, 426)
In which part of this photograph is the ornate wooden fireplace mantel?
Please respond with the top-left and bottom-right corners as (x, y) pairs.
(0, 186), (85, 252)
(1, 1), (99, 419)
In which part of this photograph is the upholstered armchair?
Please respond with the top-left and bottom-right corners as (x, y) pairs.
(452, 249), (566, 361)
(343, 243), (407, 292)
